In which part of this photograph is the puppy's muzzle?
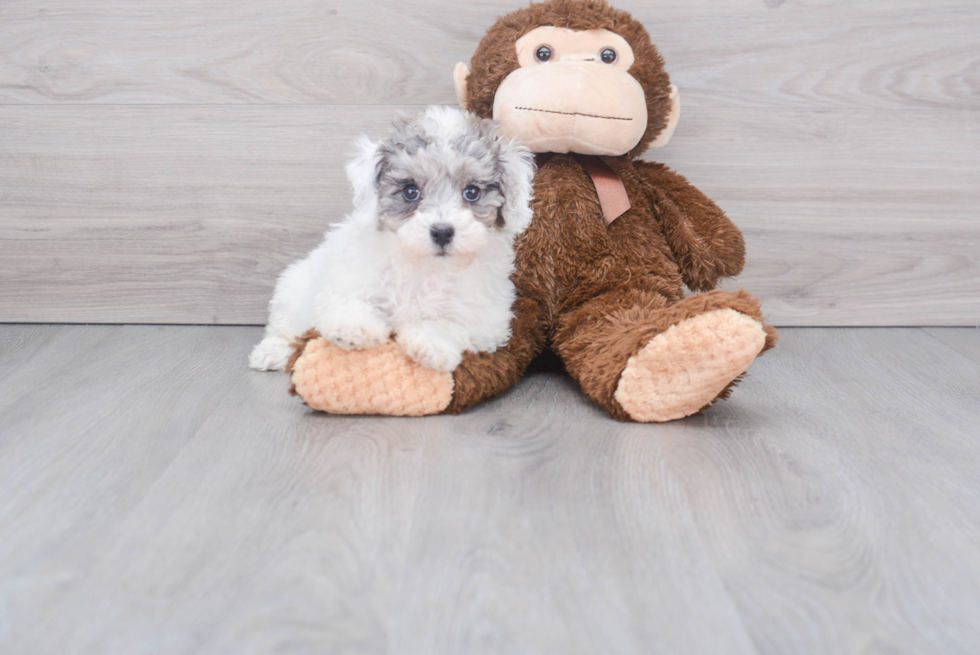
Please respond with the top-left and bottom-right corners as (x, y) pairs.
(430, 224), (455, 248)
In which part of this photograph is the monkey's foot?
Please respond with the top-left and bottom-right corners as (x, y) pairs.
(289, 336), (453, 416)
(614, 308), (766, 422)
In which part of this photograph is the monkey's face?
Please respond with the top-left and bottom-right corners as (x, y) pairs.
(494, 27), (648, 156)
(455, 6), (681, 157)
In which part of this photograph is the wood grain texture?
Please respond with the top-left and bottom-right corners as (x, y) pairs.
(0, 0), (976, 110)
(0, 0), (977, 325)
(1, 324), (979, 654)
(922, 327), (980, 365)
(1, 105), (977, 325)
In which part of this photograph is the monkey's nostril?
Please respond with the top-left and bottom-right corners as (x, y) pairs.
(430, 224), (454, 247)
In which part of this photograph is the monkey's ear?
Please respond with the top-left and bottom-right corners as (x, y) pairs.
(453, 63), (471, 111)
(649, 85), (681, 149)
(345, 135), (383, 214)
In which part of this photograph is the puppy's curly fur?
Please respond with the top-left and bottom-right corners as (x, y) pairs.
(250, 106), (535, 373)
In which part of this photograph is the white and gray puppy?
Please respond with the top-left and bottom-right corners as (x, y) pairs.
(249, 106), (535, 373)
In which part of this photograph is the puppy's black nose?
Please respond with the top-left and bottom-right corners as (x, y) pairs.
(430, 224), (454, 247)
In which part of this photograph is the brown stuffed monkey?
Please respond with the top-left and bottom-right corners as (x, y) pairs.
(289, 0), (778, 421)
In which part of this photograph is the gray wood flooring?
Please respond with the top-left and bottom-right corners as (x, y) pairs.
(1, 324), (978, 654)
(2, 0), (978, 326)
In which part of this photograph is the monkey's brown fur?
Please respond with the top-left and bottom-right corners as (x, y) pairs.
(290, 0), (777, 421)
(444, 0), (777, 418)
(445, 151), (777, 418)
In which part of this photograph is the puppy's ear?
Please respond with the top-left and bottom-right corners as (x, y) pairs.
(345, 135), (383, 213)
(496, 137), (535, 235)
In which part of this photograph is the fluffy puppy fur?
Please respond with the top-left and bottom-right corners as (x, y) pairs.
(249, 106), (535, 373)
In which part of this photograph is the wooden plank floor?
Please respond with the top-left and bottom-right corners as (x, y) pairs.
(1, 325), (979, 654)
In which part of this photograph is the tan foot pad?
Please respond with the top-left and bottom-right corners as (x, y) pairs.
(614, 308), (767, 423)
(291, 338), (454, 417)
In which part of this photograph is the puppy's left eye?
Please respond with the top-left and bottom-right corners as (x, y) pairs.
(463, 186), (481, 202)
(402, 185), (421, 202)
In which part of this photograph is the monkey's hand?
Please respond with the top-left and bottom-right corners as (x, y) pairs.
(634, 161), (746, 292)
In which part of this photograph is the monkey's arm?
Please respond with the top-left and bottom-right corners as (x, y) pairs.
(633, 161), (745, 292)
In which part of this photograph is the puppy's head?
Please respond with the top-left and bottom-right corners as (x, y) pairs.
(346, 106), (535, 266)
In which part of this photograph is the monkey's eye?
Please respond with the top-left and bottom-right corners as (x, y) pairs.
(402, 185), (420, 202)
(600, 48), (617, 64)
(534, 45), (552, 63)
(463, 185), (481, 202)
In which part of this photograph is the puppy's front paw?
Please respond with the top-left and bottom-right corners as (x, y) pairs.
(249, 335), (294, 371)
(317, 312), (391, 351)
(396, 324), (463, 372)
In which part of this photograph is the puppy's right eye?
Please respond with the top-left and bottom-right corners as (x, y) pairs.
(402, 185), (420, 202)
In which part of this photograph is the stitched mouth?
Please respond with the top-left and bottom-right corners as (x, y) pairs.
(514, 106), (633, 121)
